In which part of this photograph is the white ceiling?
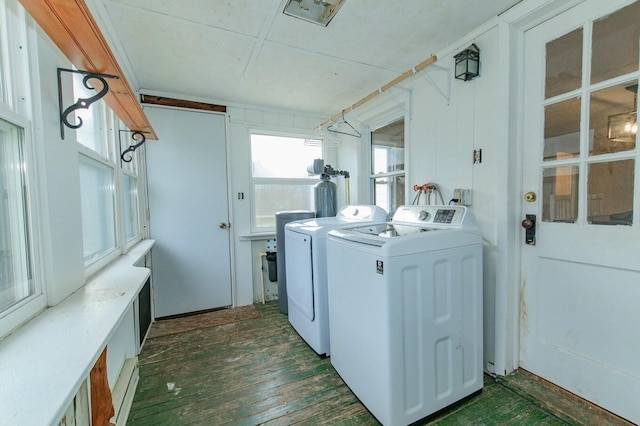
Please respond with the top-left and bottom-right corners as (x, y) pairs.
(94, 0), (522, 116)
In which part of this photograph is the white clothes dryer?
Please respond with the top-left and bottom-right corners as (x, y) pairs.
(285, 205), (387, 357)
(326, 205), (483, 426)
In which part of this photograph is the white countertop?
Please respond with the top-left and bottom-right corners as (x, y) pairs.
(0, 239), (154, 426)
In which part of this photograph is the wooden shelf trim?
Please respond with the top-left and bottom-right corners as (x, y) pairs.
(19, 0), (158, 139)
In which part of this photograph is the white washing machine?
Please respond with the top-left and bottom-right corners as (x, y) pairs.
(326, 205), (483, 426)
(285, 205), (387, 357)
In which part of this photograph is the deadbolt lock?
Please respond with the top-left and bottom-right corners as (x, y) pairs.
(524, 191), (537, 202)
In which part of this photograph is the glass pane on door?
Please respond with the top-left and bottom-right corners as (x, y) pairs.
(590, 82), (637, 155)
(542, 165), (579, 223)
(587, 159), (634, 226)
(545, 28), (583, 99)
(591, 1), (640, 84)
(544, 97), (581, 160)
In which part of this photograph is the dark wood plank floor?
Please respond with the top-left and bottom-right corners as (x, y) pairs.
(127, 302), (630, 425)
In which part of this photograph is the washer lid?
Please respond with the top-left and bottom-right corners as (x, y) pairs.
(335, 205), (388, 222)
(285, 205), (388, 234)
(328, 223), (441, 247)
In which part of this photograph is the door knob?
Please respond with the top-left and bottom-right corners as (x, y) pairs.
(219, 222), (228, 229)
(521, 214), (536, 245)
(521, 218), (534, 229)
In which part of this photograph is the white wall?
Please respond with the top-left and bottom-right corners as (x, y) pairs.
(405, 26), (505, 374)
(327, 0), (578, 377)
(226, 106), (338, 305)
(330, 22), (510, 374)
(33, 27), (86, 306)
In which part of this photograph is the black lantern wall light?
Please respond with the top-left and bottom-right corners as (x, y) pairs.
(454, 44), (480, 81)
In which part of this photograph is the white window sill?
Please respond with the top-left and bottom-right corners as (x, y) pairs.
(238, 231), (276, 240)
(0, 239), (155, 426)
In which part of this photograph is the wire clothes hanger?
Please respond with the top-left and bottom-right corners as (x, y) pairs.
(327, 110), (361, 138)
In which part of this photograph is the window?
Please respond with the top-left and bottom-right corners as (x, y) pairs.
(74, 77), (109, 159)
(0, 15), (7, 105)
(371, 119), (405, 213)
(250, 133), (322, 229)
(75, 77), (118, 269)
(119, 121), (141, 244)
(121, 174), (139, 241)
(0, 118), (33, 313)
(0, 0), (46, 338)
(75, 74), (143, 272)
(541, 2), (639, 225)
(79, 154), (116, 265)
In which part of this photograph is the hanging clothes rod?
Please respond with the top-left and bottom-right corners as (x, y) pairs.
(316, 55), (438, 131)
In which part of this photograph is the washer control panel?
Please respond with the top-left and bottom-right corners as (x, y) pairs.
(391, 205), (466, 226)
(433, 209), (457, 223)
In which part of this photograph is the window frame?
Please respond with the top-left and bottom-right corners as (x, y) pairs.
(249, 130), (324, 232)
(78, 142), (120, 277)
(117, 119), (144, 248)
(77, 105), (145, 278)
(0, 0), (47, 338)
(0, 0), (147, 338)
(0, 107), (46, 338)
(369, 117), (407, 214)
(539, 7), (640, 227)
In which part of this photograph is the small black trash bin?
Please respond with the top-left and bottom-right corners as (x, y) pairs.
(266, 251), (277, 282)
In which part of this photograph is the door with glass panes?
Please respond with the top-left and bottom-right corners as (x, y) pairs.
(520, 1), (640, 422)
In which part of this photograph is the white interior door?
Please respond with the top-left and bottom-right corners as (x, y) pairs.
(145, 106), (232, 317)
(520, 1), (640, 423)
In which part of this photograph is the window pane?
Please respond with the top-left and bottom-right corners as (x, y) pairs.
(251, 134), (321, 178)
(254, 183), (314, 228)
(544, 97), (581, 160)
(0, 26), (6, 105)
(545, 28), (582, 99)
(122, 175), (139, 240)
(591, 1), (640, 84)
(588, 159), (634, 226)
(590, 82), (637, 155)
(372, 120), (404, 173)
(0, 119), (33, 313)
(79, 155), (116, 265)
(73, 74), (109, 158)
(374, 175), (405, 214)
(542, 165), (579, 223)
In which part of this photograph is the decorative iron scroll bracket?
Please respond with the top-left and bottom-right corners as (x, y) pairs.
(57, 68), (119, 139)
(119, 130), (148, 163)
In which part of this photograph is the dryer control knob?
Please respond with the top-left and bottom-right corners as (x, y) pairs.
(419, 210), (430, 221)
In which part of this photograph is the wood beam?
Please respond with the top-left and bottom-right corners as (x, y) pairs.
(141, 95), (227, 113)
(19, 0), (158, 139)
